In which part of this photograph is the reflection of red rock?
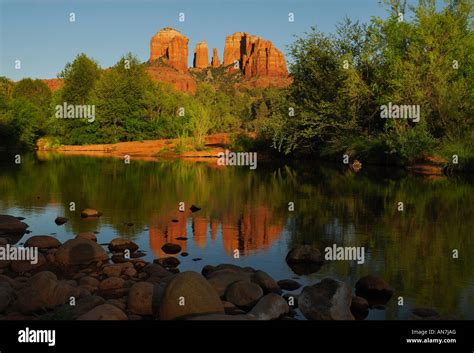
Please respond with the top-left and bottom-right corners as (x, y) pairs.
(193, 218), (208, 248)
(211, 220), (218, 242)
(148, 205), (283, 257)
(221, 206), (283, 255)
(149, 211), (188, 257)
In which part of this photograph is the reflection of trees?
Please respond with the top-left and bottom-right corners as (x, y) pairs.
(1, 154), (473, 317)
(286, 164), (474, 317)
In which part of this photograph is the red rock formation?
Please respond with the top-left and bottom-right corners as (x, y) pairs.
(223, 32), (245, 68)
(42, 78), (64, 91)
(211, 48), (221, 67)
(150, 27), (189, 72)
(193, 40), (209, 69)
(223, 32), (287, 77)
(147, 65), (196, 93)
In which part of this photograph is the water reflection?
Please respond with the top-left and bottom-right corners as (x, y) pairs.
(0, 152), (473, 319)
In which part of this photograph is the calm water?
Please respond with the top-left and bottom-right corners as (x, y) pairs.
(1, 153), (473, 320)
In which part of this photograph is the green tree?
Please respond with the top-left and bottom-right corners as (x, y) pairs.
(59, 53), (100, 104)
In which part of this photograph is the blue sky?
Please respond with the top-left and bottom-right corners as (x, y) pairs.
(0, 0), (408, 80)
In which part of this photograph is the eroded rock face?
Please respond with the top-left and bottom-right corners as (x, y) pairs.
(193, 40), (209, 69)
(211, 48), (221, 67)
(223, 32), (288, 77)
(150, 27), (189, 72)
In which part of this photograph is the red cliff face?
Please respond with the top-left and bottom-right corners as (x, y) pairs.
(223, 32), (288, 77)
(193, 40), (209, 69)
(211, 48), (221, 67)
(150, 27), (189, 72)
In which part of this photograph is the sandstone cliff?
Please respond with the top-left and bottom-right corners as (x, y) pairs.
(223, 32), (287, 77)
(193, 40), (209, 69)
(150, 27), (189, 72)
(211, 48), (221, 67)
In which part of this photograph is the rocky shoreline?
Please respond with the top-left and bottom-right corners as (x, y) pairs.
(0, 213), (442, 321)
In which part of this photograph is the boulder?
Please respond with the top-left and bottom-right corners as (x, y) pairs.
(24, 235), (61, 249)
(155, 257), (180, 268)
(128, 282), (154, 315)
(355, 275), (394, 304)
(54, 217), (68, 225)
(161, 243), (181, 254)
(251, 270), (281, 294)
(277, 279), (302, 291)
(159, 271), (224, 320)
(248, 293), (289, 320)
(108, 238), (139, 252)
(10, 253), (46, 273)
(77, 304), (127, 320)
(207, 269), (251, 298)
(16, 271), (76, 314)
(225, 280), (263, 308)
(285, 245), (324, 275)
(299, 278), (354, 320)
(350, 296), (369, 320)
(0, 214), (28, 237)
(99, 277), (125, 291)
(412, 308), (439, 318)
(76, 232), (97, 242)
(80, 208), (102, 218)
(55, 238), (108, 265)
(186, 314), (251, 320)
(79, 276), (100, 290)
(0, 282), (15, 313)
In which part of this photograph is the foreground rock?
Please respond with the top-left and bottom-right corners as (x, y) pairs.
(108, 238), (139, 252)
(160, 271), (224, 320)
(161, 243), (182, 254)
(54, 217), (68, 225)
(77, 303), (127, 320)
(55, 238), (108, 265)
(248, 293), (289, 320)
(76, 232), (97, 242)
(80, 208), (102, 218)
(207, 269), (251, 298)
(16, 271), (76, 314)
(0, 282), (15, 313)
(0, 215), (28, 238)
(277, 279), (302, 291)
(299, 278), (354, 320)
(285, 245), (324, 275)
(128, 282), (154, 315)
(225, 280), (263, 308)
(412, 308), (439, 318)
(11, 253), (46, 273)
(350, 296), (369, 320)
(24, 235), (61, 249)
(251, 270), (281, 294)
(155, 257), (180, 268)
(355, 275), (394, 304)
